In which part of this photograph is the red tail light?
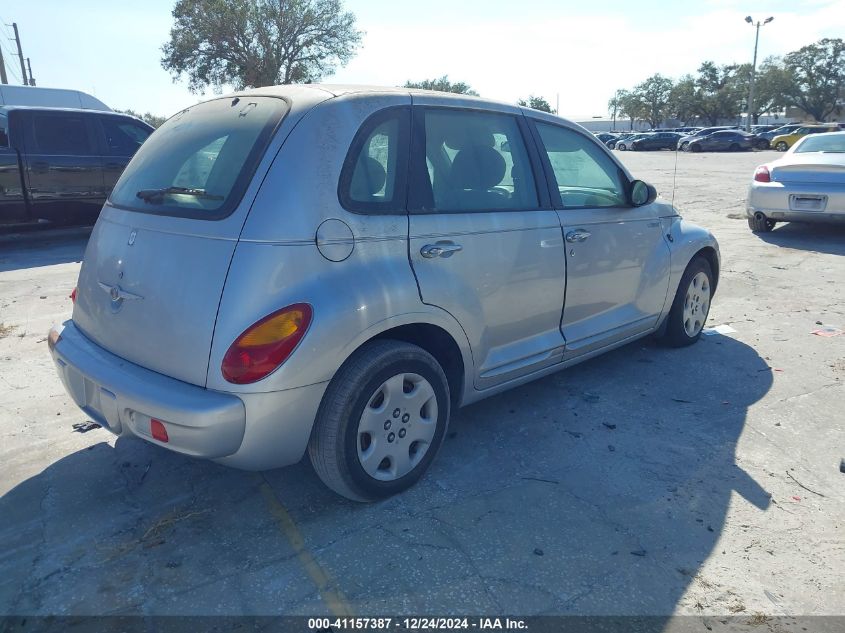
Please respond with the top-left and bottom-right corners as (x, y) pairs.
(70, 287), (77, 303)
(754, 165), (771, 183)
(221, 303), (312, 384)
(150, 419), (169, 442)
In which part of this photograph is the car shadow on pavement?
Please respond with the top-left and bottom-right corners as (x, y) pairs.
(0, 228), (90, 273)
(0, 334), (773, 619)
(754, 222), (845, 256)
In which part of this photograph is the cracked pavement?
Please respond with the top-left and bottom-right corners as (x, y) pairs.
(0, 151), (843, 618)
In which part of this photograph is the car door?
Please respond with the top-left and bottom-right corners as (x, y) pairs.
(20, 110), (104, 225)
(95, 114), (153, 197)
(529, 119), (671, 359)
(407, 102), (566, 390)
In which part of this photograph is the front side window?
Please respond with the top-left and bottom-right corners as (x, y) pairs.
(109, 96), (288, 219)
(101, 117), (152, 156)
(418, 109), (538, 212)
(31, 114), (94, 155)
(535, 122), (627, 208)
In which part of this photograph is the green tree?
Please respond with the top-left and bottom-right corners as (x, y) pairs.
(668, 75), (698, 125)
(518, 95), (555, 113)
(116, 109), (167, 128)
(691, 62), (743, 125)
(731, 58), (793, 124)
(618, 90), (646, 130)
(607, 90), (625, 129)
(162, 0), (362, 93)
(403, 75), (478, 95)
(782, 38), (844, 121)
(632, 74), (674, 128)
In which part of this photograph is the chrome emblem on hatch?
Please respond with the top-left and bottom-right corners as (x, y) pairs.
(128, 230), (137, 246)
(98, 282), (143, 304)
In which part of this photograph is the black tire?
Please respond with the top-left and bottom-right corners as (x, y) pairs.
(660, 257), (714, 348)
(747, 213), (775, 233)
(308, 340), (450, 502)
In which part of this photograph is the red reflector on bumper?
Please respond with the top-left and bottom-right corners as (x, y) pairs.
(151, 419), (169, 442)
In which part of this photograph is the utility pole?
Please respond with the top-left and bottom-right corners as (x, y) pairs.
(11, 22), (27, 86)
(0, 46), (8, 84)
(26, 58), (34, 86)
(744, 15), (774, 132)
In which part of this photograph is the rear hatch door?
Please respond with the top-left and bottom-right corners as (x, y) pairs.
(72, 96), (291, 387)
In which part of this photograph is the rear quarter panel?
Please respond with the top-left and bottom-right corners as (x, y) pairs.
(208, 92), (474, 394)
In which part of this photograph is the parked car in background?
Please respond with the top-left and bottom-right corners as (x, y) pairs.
(747, 131), (845, 232)
(631, 132), (682, 151)
(0, 106), (153, 227)
(48, 85), (720, 501)
(614, 133), (649, 150)
(770, 124), (840, 151)
(594, 132), (618, 145)
(608, 133), (634, 149)
(677, 127), (734, 151)
(0, 84), (112, 111)
(674, 127), (701, 134)
(755, 123), (802, 149)
(688, 130), (755, 152)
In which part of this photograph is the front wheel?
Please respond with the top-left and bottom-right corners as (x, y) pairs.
(308, 340), (450, 501)
(660, 257), (714, 347)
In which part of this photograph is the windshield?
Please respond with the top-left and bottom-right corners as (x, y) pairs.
(109, 96), (288, 219)
(794, 134), (845, 153)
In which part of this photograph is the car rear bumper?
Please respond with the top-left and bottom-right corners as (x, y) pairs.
(49, 320), (327, 470)
(747, 181), (845, 223)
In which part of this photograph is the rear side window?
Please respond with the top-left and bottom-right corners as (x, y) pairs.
(109, 97), (288, 219)
(339, 107), (410, 213)
(535, 122), (627, 208)
(30, 113), (95, 155)
(100, 117), (152, 156)
(415, 109), (538, 213)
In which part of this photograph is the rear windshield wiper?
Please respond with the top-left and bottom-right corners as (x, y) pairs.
(136, 187), (224, 203)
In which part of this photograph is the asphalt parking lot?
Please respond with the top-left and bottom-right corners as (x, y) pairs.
(1, 150), (843, 624)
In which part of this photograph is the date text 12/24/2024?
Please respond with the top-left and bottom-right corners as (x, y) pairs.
(308, 618), (528, 630)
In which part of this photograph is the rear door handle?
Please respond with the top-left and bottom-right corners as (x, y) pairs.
(420, 241), (462, 258)
(565, 229), (591, 243)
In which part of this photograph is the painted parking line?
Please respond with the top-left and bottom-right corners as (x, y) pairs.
(258, 475), (355, 616)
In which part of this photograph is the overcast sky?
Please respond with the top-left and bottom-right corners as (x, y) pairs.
(2, 0), (844, 119)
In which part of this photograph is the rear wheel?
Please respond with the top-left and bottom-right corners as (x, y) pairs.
(748, 212), (776, 233)
(775, 141), (788, 151)
(308, 340), (450, 501)
(660, 257), (714, 347)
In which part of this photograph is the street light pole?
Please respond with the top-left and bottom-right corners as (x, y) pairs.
(745, 15), (774, 132)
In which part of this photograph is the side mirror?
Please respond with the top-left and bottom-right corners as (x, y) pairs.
(630, 180), (657, 206)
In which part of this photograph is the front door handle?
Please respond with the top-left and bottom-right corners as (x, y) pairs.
(565, 229), (592, 243)
(420, 241), (463, 258)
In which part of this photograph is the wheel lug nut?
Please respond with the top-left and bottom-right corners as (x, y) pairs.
(387, 432), (395, 443)
(392, 408), (400, 418)
(402, 413), (410, 423)
(398, 428), (406, 438)
(384, 420), (391, 430)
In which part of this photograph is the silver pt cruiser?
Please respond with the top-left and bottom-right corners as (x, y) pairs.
(48, 85), (720, 501)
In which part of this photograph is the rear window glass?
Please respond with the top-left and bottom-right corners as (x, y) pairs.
(795, 134), (845, 153)
(109, 96), (288, 219)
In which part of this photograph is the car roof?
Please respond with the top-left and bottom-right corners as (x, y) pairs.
(0, 104), (144, 120)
